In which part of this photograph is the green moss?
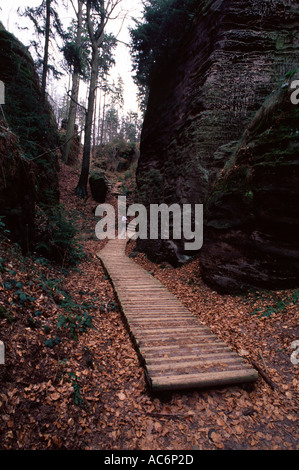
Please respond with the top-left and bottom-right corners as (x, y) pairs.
(137, 168), (164, 205)
(0, 28), (59, 163)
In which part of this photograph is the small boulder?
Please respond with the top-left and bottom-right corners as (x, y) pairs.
(89, 172), (108, 203)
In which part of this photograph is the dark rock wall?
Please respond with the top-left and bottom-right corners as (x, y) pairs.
(0, 120), (36, 251)
(200, 72), (299, 293)
(136, 0), (299, 269)
(0, 25), (60, 252)
(0, 24), (60, 206)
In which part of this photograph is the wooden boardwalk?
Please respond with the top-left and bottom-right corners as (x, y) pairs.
(97, 237), (258, 392)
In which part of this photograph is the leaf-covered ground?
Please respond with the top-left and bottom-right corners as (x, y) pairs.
(0, 163), (298, 450)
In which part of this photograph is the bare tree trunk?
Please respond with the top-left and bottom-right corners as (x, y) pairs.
(62, 74), (81, 163)
(41, 0), (51, 100)
(75, 0), (106, 198)
(97, 85), (102, 146)
(100, 91), (107, 145)
(62, 0), (83, 164)
(75, 47), (99, 198)
(92, 86), (98, 159)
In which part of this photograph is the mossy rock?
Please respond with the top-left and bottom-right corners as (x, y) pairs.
(117, 158), (131, 172)
(0, 26), (59, 206)
(89, 173), (108, 203)
(200, 70), (299, 293)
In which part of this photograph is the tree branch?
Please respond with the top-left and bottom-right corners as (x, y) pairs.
(66, 90), (87, 113)
(250, 359), (277, 391)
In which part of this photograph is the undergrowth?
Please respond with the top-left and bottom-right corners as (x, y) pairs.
(35, 203), (84, 267)
(249, 289), (299, 318)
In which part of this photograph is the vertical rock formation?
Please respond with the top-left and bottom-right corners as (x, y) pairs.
(0, 24), (60, 252)
(0, 23), (60, 205)
(200, 72), (299, 293)
(0, 120), (36, 251)
(136, 0), (299, 269)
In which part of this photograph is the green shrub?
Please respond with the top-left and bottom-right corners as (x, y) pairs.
(67, 372), (85, 407)
(57, 310), (93, 340)
(0, 216), (10, 240)
(35, 204), (84, 266)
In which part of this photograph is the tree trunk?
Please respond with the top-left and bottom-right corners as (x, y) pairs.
(75, 47), (99, 198)
(75, 0), (105, 198)
(62, 0), (83, 164)
(100, 91), (107, 145)
(92, 86), (98, 159)
(41, 0), (51, 101)
(62, 74), (80, 164)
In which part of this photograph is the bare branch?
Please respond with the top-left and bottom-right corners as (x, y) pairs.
(114, 9), (128, 39)
(70, 0), (78, 18)
(66, 90), (87, 113)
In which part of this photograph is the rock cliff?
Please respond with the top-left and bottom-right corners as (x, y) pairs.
(0, 23), (60, 203)
(136, 0), (299, 291)
(200, 71), (299, 293)
(0, 24), (60, 252)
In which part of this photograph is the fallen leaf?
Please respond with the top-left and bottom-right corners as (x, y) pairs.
(154, 422), (162, 432)
(117, 392), (126, 401)
(235, 425), (244, 435)
(50, 392), (60, 401)
(210, 432), (222, 444)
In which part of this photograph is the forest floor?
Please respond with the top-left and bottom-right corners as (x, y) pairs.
(0, 162), (298, 451)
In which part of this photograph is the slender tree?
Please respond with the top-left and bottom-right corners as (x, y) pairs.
(62, 0), (84, 164)
(130, 0), (199, 111)
(75, 0), (123, 198)
(121, 111), (141, 143)
(93, 34), (117, 154)
(18, 0), (67, 100)
(41, 0), (51, 100)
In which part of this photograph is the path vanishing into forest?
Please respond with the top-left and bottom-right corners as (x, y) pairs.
(97, 234), (258, 392)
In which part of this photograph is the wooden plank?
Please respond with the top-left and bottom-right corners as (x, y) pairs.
(97, 240), (258, 392)
(139, 341), (229, 351)
(150, 369), (258, 391)
(146, 356), (246, 371)
(120, 306), (193, 311)
(135, 338), (218, 348)
(132, 327), (213, 335)
(145, 352), (242, 364)
(125, 313), (197, 318)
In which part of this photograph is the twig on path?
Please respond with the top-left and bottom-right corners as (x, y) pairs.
(259, 349), (268, 373)
(250, 359), (276, 390)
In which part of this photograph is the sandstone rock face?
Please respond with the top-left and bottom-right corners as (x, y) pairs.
(136, 0), (299, 269)
(200, 72), (299, 293)
(0, 24), (60, 206)
(0, 25), (60, 252)
(0, 120), (36, 251)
